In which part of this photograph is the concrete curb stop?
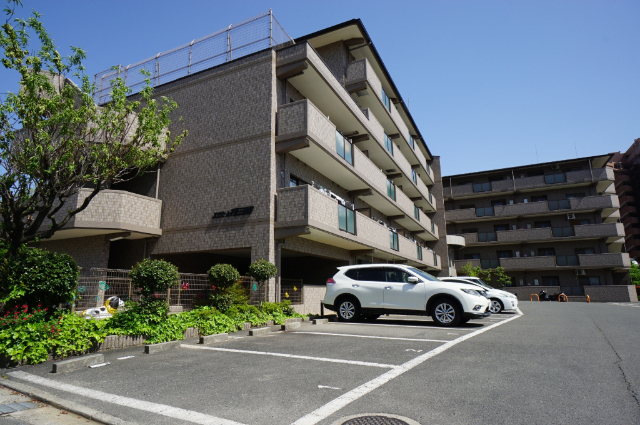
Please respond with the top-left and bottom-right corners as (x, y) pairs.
(281, 322), (301, 331)
(199, 333), (229, 344)
(144, 340), (180, 354)
(1, 378), (137, 425)
(248, 327), (271, 336)
(312, 318), (329, 325)
(52, 354), (104, 373)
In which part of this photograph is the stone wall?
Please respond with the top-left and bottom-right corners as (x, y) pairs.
(37, 235), (110, 270)
(292, 285), (327, 315)
(583, 285), (638, 302)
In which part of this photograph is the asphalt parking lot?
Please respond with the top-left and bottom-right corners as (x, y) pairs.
(2, 302), (640, 425)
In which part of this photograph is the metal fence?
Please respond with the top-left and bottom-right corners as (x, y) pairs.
(280, 278), (303, 305)
(76, 268), (266, 311)
(93, 10), (292, 105)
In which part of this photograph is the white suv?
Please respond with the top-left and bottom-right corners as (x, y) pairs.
(440, 277), (518, 314)
(323, 264), (491, 327)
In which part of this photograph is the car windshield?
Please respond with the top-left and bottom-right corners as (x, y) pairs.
(406, 267), (439, 281)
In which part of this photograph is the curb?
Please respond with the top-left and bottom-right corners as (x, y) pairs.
(1, 378), (137, 425)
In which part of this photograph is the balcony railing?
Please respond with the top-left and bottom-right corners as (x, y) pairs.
(44, 189), (163, 238)
(276, 185), (439, 269)
(445, 167), (615, 199)
(462, 223), (625, 246)
(446, 195), (619, 223)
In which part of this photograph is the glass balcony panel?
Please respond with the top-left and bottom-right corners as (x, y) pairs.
(563, 227), (574, 237)
(346, 209), (355, 234)
(473, 183), (483, 193)
(336, 131), (344, 158)
(552, 227), (563, 237)
(345, 140), (353, 165)
(338, 205), (347, 232)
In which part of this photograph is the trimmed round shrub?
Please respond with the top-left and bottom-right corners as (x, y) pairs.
(207, 264), (240, 291)
(247, 259), (277, 284)
(0, 247), (79, 309)
(129, 259), (179, 299)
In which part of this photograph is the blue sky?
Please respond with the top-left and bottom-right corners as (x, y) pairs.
(1, 0), (638, 175)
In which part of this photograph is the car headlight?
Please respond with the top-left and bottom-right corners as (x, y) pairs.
(460, 288), (481, 297)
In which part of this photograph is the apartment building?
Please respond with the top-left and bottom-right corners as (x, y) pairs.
(443, 155), (632, 296)
(610, 139), (640, 262)
(36, 13), (448, 299)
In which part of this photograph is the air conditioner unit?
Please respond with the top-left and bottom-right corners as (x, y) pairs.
(567, 213), (576, 220)
(575, 269), (586, 276)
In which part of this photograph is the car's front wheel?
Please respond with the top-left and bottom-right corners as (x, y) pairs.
(337, 297), (360, 322)
(431, 298), (462, 327)
(489, 299), (503, 314)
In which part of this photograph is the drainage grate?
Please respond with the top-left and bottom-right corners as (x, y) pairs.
(342, 416), (410, 425)
(0, 402), (40, 414)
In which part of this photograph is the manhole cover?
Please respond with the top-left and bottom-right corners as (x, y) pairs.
(341, 416), (410, 425)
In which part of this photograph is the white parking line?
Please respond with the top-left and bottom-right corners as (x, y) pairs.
(7, 371), (245, 425)
(181, 344), (399, 369)
(609, 303), (640, 308)
(292, 312), (523, 425)
(293, 332), (448, 343)
(330, 322), (477, 331)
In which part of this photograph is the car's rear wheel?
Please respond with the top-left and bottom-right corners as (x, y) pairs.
(489, 299), (503, 314)
(431, 298), (462, 327)
(337, 297), (360, 322)
(361, 314), (380, 321)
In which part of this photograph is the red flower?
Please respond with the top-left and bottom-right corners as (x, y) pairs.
(211, 285), (216, 290)
(154, 293), (159, 299)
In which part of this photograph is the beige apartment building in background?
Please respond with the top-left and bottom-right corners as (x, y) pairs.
(443, 155), (634, 300)
(35, 15), (450, 299)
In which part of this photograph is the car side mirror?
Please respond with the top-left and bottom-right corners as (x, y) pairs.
(408, 276), (419, 283)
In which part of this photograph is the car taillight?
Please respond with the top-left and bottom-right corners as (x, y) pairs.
(326, 278), (336, 285)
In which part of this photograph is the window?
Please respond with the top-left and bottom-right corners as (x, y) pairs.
(494, 224), (509, 231)
(385, 267), (411, 283)
(497, 250), (512, 258)
(575, 248), (595, 255)
(534, 221), (552, 228)
(489, 175), (505, 182)
(411, 168), (417, 184)
(579, 276), (600, 285)
(409, 135), (415, 149)
(478, 232), (497, 242)
(542, 276), (560, 286)
(356, 267), (386, 282)
(527, 170), (544, 177)
(461, 228), (478, 234)
(390, 231), (399, 251)
(289, 175), (306, 187)
(475, 207), (494, 217)
(387, 179), (396, 200)
(557, 255), (578, 266)
(481, 259), (499, 269)
(538, 248), (556, 256)
(552, 226), (574, 237)
(473, 182), (491, 193)
(384, 133), (394, 155)
(344, 269), (358, 280)
(491, 199), (507, 206)
(464, 253), (481, 260)
(382, 88), (391, 111)
(579, 219), (590, 225)
(414, 205), (420, 220)
(549, 200), (571, 210)
(531, 195), (547, 202)
(544, 173), (566, 184)
(338, 204), (355, 234)
(460, 203), (475, 209)
(431, 221), (435, 233)
(566, 193), (585, 199)
(335, 131), (353, 165)
(416, 245), (423, 260)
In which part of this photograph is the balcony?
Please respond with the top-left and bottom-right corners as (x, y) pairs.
(496, 253), (630, 271)
(344, 58), (433, 187)
(460, 223), (625, 247)
(445, 194), (620, 223)
(444, 167), (615, 200)
(45, 189), (162, 241)
(275, 185), (440, 270)
(276, 100), (437, 241)
(276, 43), (433, 211)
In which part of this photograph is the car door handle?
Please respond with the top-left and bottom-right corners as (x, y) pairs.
(385, 286), (392, 290)
(352, 284), (360, 288)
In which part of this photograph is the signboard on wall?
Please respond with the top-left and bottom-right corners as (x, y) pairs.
(212, 206), (254, 219)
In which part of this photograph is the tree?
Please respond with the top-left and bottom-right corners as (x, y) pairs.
(630, 261), (640, 287)
(247, 259), (277, 303)
(207, 264), (240, 292)
(0, 1), (187, 254)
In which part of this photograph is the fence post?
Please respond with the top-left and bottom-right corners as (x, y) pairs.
(227, 25), (232, 62)
(269, 9), (273, 47)
(188, 40), (194, 75)
(155, 53), (161, 86)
